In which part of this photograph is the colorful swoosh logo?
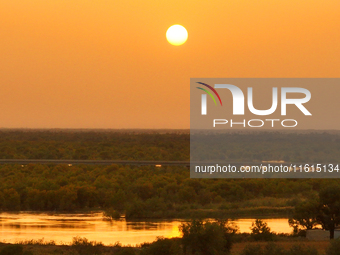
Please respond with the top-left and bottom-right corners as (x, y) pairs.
(196, 82), (223, 106)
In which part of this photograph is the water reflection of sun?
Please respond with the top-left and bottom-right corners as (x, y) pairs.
(165, 225), (182, 239)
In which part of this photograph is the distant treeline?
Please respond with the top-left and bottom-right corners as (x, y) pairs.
(191, 131), (340, 162)
(0, 130), (189, 161)
(0, 129), (339, 162)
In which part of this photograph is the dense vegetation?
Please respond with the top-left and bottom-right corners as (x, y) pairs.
(0, 129), (339, 218)
(0, 162), (338, 218)
(289, 182), (340, 239)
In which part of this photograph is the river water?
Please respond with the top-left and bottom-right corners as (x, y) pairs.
(0, 212), (292, 246)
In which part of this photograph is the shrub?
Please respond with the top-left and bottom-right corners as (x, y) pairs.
(250, 219), (274, 241)
(16, 238), (56, 245)
(103, 208), (121, 220)
(140, 237), (182, 255)
(115, 247), (136, 255)
(288, 244), (318, 255)
(240, 243), (318, 255)
(263, 243), (286, 255)
(180, 219), (236, 255)
(240, 244), (263, 255)
(125, 199), (147, 218)
(71, 236), (103, 255)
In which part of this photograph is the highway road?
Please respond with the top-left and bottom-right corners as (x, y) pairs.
(0, 159), (190, 167)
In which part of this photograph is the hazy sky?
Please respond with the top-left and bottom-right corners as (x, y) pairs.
(0, 0), (339, 129)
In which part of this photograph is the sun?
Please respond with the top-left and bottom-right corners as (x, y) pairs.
(166, 25), (188, 46)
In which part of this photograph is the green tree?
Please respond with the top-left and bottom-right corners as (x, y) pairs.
(2, 189), (20, 211)
(57, 186), (77, 211)
(289, 183), (340, 239)
(250, 219), (273, 241)
(317, 184), (340, 239)
(288, 198), (320, 234)
(180, 219), (236, 255)
(0, 191), (4, 209)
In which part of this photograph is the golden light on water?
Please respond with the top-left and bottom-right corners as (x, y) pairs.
(0, 213), (293, 245)
(165, 225), (182, 239)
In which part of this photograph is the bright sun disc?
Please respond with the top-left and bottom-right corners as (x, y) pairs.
(166, 25), (188, 46)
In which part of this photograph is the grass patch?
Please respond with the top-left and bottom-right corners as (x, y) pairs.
(230, 240), (329, 255)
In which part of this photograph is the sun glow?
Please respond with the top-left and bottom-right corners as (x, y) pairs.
(166, 25), (188, 46)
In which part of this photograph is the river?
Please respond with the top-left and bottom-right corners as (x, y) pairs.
(0, 212), (292, 246)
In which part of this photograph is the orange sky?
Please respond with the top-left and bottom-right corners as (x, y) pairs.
(0, 0), (339, 129)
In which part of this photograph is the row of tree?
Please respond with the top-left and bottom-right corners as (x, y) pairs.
(0, 163), (338, 217)
(0, 130), (189, 160)
(289, 183), (340, 239)
(191, 131), (340, 162)
(0, 130), (339, 163)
